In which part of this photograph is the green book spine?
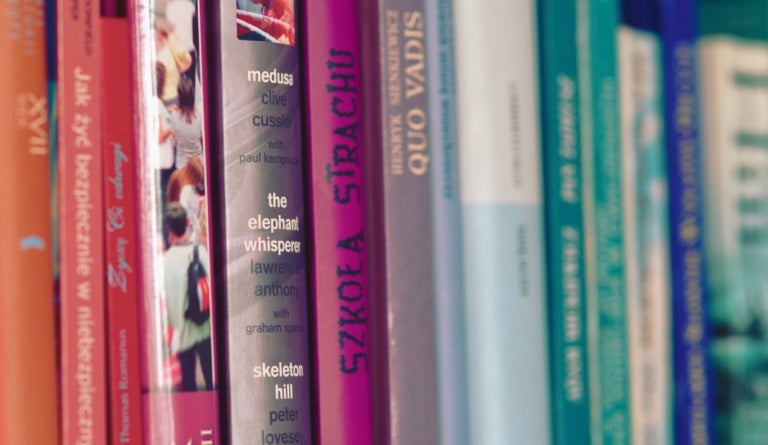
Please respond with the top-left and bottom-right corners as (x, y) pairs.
(578, 0), (631, 443)
(539, 0), (592, 443)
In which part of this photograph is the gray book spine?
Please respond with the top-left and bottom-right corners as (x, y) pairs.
(361, 0), (439, 443)
(206, 1), (312, 443)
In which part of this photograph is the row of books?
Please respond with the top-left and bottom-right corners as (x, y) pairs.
(2, 0), (767, 444)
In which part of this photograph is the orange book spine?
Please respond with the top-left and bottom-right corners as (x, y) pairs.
(0, 0), (60, 443)
(56, 0), (107, 442)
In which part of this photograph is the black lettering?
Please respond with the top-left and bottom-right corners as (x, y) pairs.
(340, 352), (368, 374)
(339, 305), (366, 326)
(327, 48), (355, 69)
(333, 144), (359, 166)
(336, 259), (362, 277)
(333, 122), (359, 141)
(326, 71), (356, 93)
(337, 281), (363, 302)
(331, 96), (357, 117)
(337, 232), (364, 254)
(334, 183), (360, 204)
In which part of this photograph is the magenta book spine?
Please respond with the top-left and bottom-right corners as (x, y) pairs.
(303, 0), (372, 443)
(128, 1), (220, 443)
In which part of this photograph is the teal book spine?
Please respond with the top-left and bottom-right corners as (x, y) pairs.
(538, 0), (592, 443)
(577, 0), (631, 443)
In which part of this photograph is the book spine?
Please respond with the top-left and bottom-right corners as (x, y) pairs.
(699, 34), (768, 444)
(56, 0), (107, 442)
(357, 1), (389, 441)
(360, 0), (439, 442)
(619, 7), (673, 443)
(659, 0), (714, 443)
(128, 2), (220, 442)
(577, 0), (630, 442)
(538, 0), (592, 442)
(101, 16), (143, 445)
(302, 0), (373, 443)
(0, 1), (59, 442)
(698, 0), (768, 41)
(45, 0), (60, 291)
(424, 0), (469, 444)
(617, 26), (639, 445)
(454, 0), (550, 443)
(206, 1), (312, 443)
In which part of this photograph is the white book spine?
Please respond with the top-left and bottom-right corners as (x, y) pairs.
(620, 24), (673, 445)
(453, 0), (550, 443)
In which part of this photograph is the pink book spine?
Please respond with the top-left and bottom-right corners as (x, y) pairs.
(303, 0), (373, 444)
(101, 16), (143, 445)
(56, 0), (108, 442)
(128, 2), (219, 443)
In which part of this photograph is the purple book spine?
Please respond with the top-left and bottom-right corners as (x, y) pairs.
(205, 0), (313, 443)
(303, 0), (373, 444)
(360, 0), (439, 443)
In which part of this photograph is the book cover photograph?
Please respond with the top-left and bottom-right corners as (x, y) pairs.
(129, 0), (219, 442)
(235, 0), (295, 45)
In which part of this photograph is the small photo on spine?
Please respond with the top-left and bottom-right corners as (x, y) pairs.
(235, 0), (296, 45)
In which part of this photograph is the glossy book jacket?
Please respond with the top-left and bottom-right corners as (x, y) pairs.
(129, 1), (220, 442)
(206, 0), (312, 442)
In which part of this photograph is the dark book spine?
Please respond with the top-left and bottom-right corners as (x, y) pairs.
(659, 0), (714, 444)
(360, 0), (439, 443)
(206, 1), (313, 443)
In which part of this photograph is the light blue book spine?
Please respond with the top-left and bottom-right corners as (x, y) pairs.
(424, 0), (469, 444)
(577, 0), (631, 443)
(454, 0), (551, 443)
(538, 0), (592, 442)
